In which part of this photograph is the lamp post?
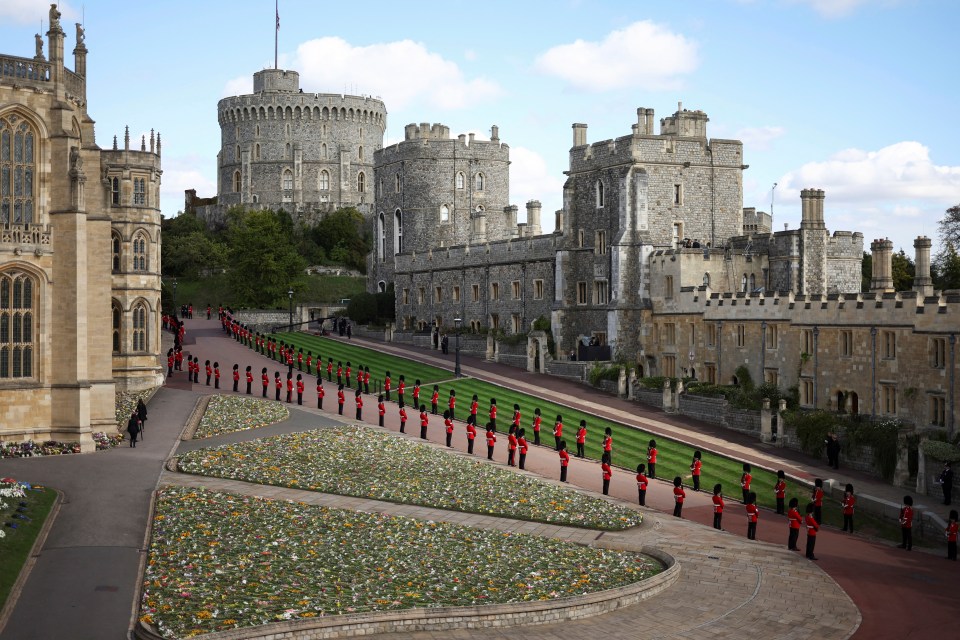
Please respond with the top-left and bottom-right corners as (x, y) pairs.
(172, 278), (178, 318)
(454, 317), (462, 378)
(288, 289), (294, 330)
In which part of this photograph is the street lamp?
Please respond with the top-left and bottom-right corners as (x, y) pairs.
(454, 317), (463, 378)
(172, 278), (178, 318)
(288, 289), (294, 330)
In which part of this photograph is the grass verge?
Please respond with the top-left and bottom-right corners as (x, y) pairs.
(0, 485), (57, 610)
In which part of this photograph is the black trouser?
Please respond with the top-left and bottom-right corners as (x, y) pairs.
(638, 489), (646, 506)
(167, 366), (173, 377)
(560, 466), (568, 482)
(385, 389), (390, 401)
(488, 446), (494, 460)
(215, 378), (219, 389)
(949, 540), (957, 560)
(776, 498), (784, 515)
(379, 415), (384, 427)
(843, 514), (854, 533)
(399, 421), (405, 433)
(534, 431), (540, 446)
(276, 387), (281, 401)
(467, 438), (474, 454)
(508, 449), (515, 466)
(519, 453), (526, 469)
(713, 512), (722, 529)
(449, 408), (455, 421)
(338, 403), (343, 415)
(246, 381), (252, 394)
(555, 436), (561, 451)
(788, 528), (800, 550)
(446, 432), (452, 447)
(233, 380), (238, 392)
(692, 475), (700, 492)
(297, 393), (302, 405)
(806, 535), (817, 558)
(356, 408), (361, 420)
(318, 398), (323, 409)
(420, 425), (427, 440)
(901, 527), (913, 550)
(286, 390), (292, 403)
(206, 375), (211, 386)
(747, 522), (756, 540)
(648, 464), (656, 479)
(673, 503), (683, 518)
(603, 479), (610, 495)
(365, 382), (369, 394)
(262, 385), (268, 398)
(432, 402), (438, 415)
(742, 489), (750, 503)
(398, 393), (404, 407)
(814, 505), (823, 525)
(576, 442), (584, 458)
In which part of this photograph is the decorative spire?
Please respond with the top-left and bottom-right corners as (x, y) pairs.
(141, 135), (146, 152)
(156, 132), (161, 156)
(124, 126), (130, 150)
(112, 134), (118, 150)
(150, 129), (155, 153)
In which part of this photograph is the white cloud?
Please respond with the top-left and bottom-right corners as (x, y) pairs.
(221, 75), (252, 98)
(534, 21), (698, 91)
(777, 141), (960, 204)
(287, 37), (502, 110)
(735, 126), (785, 151)
(159, 154), (216, 216)
(0, 0), (77, 25)
(509, 147), (565, 228)
(789, 0), (899, 18)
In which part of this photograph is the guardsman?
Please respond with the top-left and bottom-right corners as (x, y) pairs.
(712, 484), (724, 530)
(316, 377), (325, 409)
(398, 376), (406, 407)
(775, 470), (787, 515)
(419, 404), (429, 439)
(558, 440), (569, 482)
(511, 404), (521, 431)
(275, 372), (282, 401)
(646, 440), (658, 479)
(286, 373), (294, 403)
(787, 498), (802, 551)
(166, 349), (174, 377)
(811, 478), (824, 524)
(636, 464), (648, 506)
(466, 419), (477, 454)
(378, 395), (386, 427)
(805, 503), (820, 560)
(517, 428), (528, 469)
(205, 360), (212, 386)
(898, 495), (914, 550)
(213, 362), (221, 389)
(673, 476), (686, 518)
(363, 367), (371, 394)
(261, 368), (269, 398)
(532, 408), (542, 446)
(384, 371), (391, 401)
(296, 374), (305, 405)
(486, 423), (497, 460)
(601, 453), (613, 495)
(553, 414), (563, 451)
(741, 464), (753, 504)
(399, 404), (408, 433)
(336, 361), (343, 386)
(448, 389), (456, 421)
(412, 379), (421, 409)
(355, 388), (363, 420)
(745, 492), (759, 540)
(575, 421), (587, 458)
(507, 425), (518, 466)
(327, 358), (334, 382)
(690, 450), (701, 491)
(232, 364), (240, 392)
(345, 361), (352, 389)
(842, 484), (856, 533)
(337, 384), (345, 415)
(444, 410), (454, 447)
(431, 385), (440, 415)
(245, 366), (253, 395)
(488, 398), (497, 431)
(306, 351), (313, 375)
(470, 394), (479, 423)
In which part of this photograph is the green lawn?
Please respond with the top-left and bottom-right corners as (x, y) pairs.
(0, 486), (57, 609)
(270, 333), (452, 386)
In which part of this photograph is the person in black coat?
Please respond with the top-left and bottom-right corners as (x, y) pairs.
(136, 399), (148, 437)
(939, 462), (954, 505)
(127, 411), (140, 447)
(825, 433), (841, 470)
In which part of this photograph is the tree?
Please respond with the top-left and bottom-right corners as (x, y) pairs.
(224, 207), (307, 307)
(933, 242), (960, 291)
(937, 203), (960, 249)
(161, 212), (228, 278)
(891, 249), (915, 292)
(311, 207), (371, 273)
(860, 251), (871, 292)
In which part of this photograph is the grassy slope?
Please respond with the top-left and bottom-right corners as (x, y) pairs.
(169, 274), (366, 309)
(0, 486), (57, 609)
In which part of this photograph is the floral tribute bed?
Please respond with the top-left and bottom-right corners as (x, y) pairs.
(178, 426), (643, 530)
(141, 486), (659, 638)
(192, 395), (289, 439)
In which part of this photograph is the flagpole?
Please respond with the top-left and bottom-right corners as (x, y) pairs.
(274, 0), (278, 69)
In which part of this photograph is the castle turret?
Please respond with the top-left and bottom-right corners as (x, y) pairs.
(800, 188), (826, 229)
(526, 200), (542, 236)
(870, 238), (895, 292)
(913, 235), (933, 296)
(572, 123), (587, 147)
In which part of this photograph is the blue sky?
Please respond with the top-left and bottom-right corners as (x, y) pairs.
(3, 0), (958, 256)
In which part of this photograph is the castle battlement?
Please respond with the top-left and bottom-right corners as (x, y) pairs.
(394, 232), (561, 272)
(218, 92), (386, 129)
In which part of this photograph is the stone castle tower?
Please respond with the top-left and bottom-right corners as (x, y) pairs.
(0, 5), (163, 450)
(368, 123), (512, 291)
(189, 69), (386, 226)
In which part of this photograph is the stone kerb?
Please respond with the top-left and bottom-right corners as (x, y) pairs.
(134, 549), (678, 640)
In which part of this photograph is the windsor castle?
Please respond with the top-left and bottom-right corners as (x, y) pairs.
(186, 68), (957, 438)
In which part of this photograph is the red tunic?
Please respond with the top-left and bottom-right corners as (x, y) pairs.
(470, 401), (478, 416)
(378, 402), (386, 416)
(559, 449), (569, 467)
(775, 480), (786, 499)
(489, 405), (497, 421)
(356, 395), (363, 409)
(466, 423), (476, 440)
(317, 384), (325, 399)
(518, 436), (528, 454)
(741, 473), (752, 492)
(512, 410), (521, 426)
(900, 505), (913, 528)
(813, 487), (824, 506)
(788, 508), (802, 530)
(233, 370), (240, 382)
(947, 521), (958, 542)
(805, 513), (820, 536)
(486, 431), (496, 448)
(713, 494), (724, 513)
(205, 365), (212, 379)
(647, 448), (657, 464)
(296, 380), (304, 394)
(636, 473), (648, 491)
(246, 371), (254, 384)
(448, 396), (456, 410)
(337, 390), (345, 405)
(431, 391), (439, 405)
(746, 503), (759, 523)
(576, 427), (587, 444)
(384, 376), (391, 392)
(842, 493), (856, 515)
(508, 433), (517, 450)
(674, 486), (686, 504)
(262, 373), (269, 388)
(691, 459), (701, 476)
(553, 421), (562, 439)
(420, 411), (429, 428)
(399, 407), (407, 423)
(532, 415), (541, 433)
(603, 435), (612, 452)
(602, 462), (612, 481)
(445, 418), (454, 434)
(413, 386), (421, 405)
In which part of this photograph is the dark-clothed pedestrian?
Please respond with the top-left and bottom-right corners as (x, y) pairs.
(127, 411), (140, 447)
(938, 462), (954, 505)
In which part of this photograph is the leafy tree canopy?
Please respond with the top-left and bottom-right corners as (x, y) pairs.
(224, 207), (307, 307)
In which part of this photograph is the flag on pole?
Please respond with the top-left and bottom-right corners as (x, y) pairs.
(276, 4), (280, 30)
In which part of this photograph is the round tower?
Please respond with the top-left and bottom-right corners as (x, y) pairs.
(216, 69), (387, 219)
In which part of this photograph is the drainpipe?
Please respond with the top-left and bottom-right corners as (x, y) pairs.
(813, 326), (819, 409)
(871, 326), (878, 417)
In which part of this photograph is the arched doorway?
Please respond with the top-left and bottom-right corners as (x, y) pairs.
(850, 392), (859, 415)
(836, 391), (846, 413)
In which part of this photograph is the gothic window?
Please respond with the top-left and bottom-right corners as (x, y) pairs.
(395, 173), (402, 193)
(319, 170), (330, 190)
(132, 302), (147, 352)
(285, 142), (291, 159)
(394, 209), (403, 254)
(0, 271), (36, 378)
(357, 171), (365, 193)
(358, 146), (364, 161)
(233, 171), (241, 193)
(112, 300), (121, 353)
(133, 233), (148, 272)
(749, 274), (756, 291)
(1, 116), (37, 226)
(741, 274), (748, 292)
(703, 273), (710, 287)
(474, 172), (485, 191)
(133, 177), (146, 205)
(456, 172), (465, 189)
(255, 144), (261, 160)
(235, 145), (240, 161)
(596, 180), (604, 208)
(111, 232), (122, 272)
(377, 212), (386, 263)
(111, 177), (120, 205)
(440, 205), (449, 222)
(282, 169), (293, 191)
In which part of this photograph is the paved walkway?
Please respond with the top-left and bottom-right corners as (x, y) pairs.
(1, 317), (956, 639)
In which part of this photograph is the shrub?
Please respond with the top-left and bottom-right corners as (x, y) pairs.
(639, 375), (669, 390)
(844, 417), (904, 481)
(589, 363), (621, 387)
(733, 365), (754, 392)
(920, 439), (960, 463)
(783, 410), (838, 457)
